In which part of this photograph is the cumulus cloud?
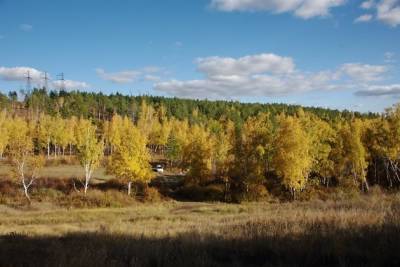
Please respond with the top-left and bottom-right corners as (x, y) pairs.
(155, 70), (337, 99)
(355, 84), (400, 96)
(0, 66), (89, 90)
(96, 68), (141, 84)
(52, 80), (90, 90)
(357, 0), (400, 26)
(96, 67), (163, 84)
(154, 52), (390, 99)
(354, 14), (373, 22)
(197, 53), (295, 77)
(210, 0), (346, 19)
(361, 0), (376, 9)
(339, 63), (387, 82)
(144, 75), (161, 82)
(20, 24), (33, 31)
(377, 0), (400, 26)
(0, 66), (43, 82)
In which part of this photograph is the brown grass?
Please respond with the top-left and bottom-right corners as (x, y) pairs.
(0, 160), (114, 181)
(1, 196), (400, 266)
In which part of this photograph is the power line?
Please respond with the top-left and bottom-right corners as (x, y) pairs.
(57, 72), (65, 91)
(25, 71), (32, 92)
(41, 72), (49, 91)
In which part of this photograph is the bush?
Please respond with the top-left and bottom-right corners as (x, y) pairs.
(231, 184), (270, 203)
(175, 184), (225, 201)
(143, 187), (163, 202)
(31, 188), (64, 202)
(58, 190), (135, 208)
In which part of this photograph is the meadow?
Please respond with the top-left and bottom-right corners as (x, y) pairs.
(1, 186), (400, 266)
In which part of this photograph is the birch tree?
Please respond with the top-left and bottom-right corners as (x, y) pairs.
(107, 118), (153, 195)
(75, 118), (104, 194)
(8, 117), (44, 202)
(273, 115), (311, 199)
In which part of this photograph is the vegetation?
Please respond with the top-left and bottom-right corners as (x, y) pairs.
(1, 197), (400, 266)
(0, 89), (398, 201)
(1, 89), (400, 266)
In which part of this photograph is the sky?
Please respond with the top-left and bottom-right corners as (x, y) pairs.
(0, 0), (399, 113)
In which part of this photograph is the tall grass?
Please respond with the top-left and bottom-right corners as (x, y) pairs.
(1, 197), (400, 266)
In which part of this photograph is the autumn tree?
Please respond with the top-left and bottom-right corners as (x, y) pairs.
(75, 118), (104, 194)
(332, 119), (369, 191)
(298, 110), (335, 186)
(7, 117), (44, 202)
(65, 116), (77, 156)
(182, 124), (214, 184)
(273, 115), (311, 199)
(37, 113), (53, 158)
(166, 118), (189, 168)
(107, 117), (153, 195)
(0, 111), (9, 158)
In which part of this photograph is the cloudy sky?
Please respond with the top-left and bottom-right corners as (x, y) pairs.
(0, 0), (399, 112)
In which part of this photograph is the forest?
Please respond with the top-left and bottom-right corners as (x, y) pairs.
(0, 88), (396, 202)
(2, 89), (400, 266)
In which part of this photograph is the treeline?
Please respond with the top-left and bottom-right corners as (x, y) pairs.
(1, 88), (377, 123)
(0, 89), (396, 202)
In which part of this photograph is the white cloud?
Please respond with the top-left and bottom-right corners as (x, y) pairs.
(142, 66), (161, 73)
(358, 0), (400, 27)
(0, 66), (89, 90)
(376, 0), (400, 26)
(154, 52), (390, 99)
(144, 75), (161, 82)
(354, 14), (373, 22)
(339, 63), (387, 82)
(0, 66), (42, 82)
(96, 67), (163, 84)
(355, 84), (400, 96)
(197, 53), (295, 77)
(20, 24), (33, 31)
(96, 68), (141, 84)
(155, 71), (336, 98)
(361, 0), (375, 9)
(52, 80), (90, 90)
(210, 0), (346, 19)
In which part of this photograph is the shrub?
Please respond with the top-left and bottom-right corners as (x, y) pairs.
(175, 184), (225, 201)
(143, 187), (163, 202)
(58, 190), (135, 208)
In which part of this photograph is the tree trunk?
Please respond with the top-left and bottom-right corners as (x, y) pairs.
(84, 164), (92, 195)
(127, 181), (132, 196)
(22, 178), (32, 203)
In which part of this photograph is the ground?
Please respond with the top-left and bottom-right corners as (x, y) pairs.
(1, 198), (400, 266)
(1, 162), (400, 266)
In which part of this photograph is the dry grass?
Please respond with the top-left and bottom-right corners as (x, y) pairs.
(1, 196), (400, 266)
(0, 198), (393, 236)
(0, 160), (114, 182)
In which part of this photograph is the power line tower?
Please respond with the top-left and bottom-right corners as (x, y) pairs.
(25, 71), (32, 93)
(41, 72), (49, 91)
(57, 72), (65, 92)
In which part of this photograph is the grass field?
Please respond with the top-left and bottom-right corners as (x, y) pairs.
(1, 196), (400, 266)
(0, 160), (114, 182)
(1, 162), (400, 266)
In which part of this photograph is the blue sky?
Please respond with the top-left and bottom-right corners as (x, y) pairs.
(0, 0), (399, 112)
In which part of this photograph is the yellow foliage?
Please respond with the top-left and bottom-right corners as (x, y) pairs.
(273, 114), (311, 197)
